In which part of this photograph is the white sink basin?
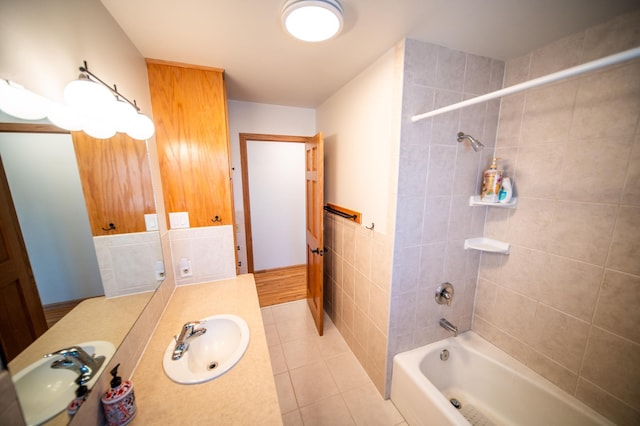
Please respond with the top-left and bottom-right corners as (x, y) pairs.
(162, 314), (250, 384)
(12, 340), (115, 426)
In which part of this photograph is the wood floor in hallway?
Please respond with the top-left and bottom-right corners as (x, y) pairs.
(254, 264), (307, 307)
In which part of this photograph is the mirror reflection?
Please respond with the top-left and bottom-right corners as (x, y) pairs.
(0, 113), (163, 424)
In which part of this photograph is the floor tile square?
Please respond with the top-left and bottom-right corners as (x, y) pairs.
(289, 361), (340, 407)
(299, 394), (355, 426)
(342, 382), (404, 426)
(274, 372), (298, 414)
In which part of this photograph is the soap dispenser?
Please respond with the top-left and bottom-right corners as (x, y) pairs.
(481, 157), (502, 203)
(66, 383), (88, 418)
(101, 364), (137, 426)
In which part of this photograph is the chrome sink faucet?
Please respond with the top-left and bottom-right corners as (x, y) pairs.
(45, 346), (106, 385)
(439, 318), (458, 337)
(172, 321), (207, 361)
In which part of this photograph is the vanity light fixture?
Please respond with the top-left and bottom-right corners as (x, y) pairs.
(1, 64), (155, 140)
(0, 79), (49, 120)
(60, 61), (155, 140)
(281, 0), (344, 42)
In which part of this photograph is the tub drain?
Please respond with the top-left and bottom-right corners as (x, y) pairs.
(450, 398), (461, 409)
(207, 361), (219, 370)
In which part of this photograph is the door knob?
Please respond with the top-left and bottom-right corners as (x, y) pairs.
(310, 248), (325, 256)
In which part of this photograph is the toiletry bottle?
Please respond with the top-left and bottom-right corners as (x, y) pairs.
(102, 364), (137, 426)
(481, 157), (502, 203)
(498, 177), (513, 203)
(66, 384), (88, 418)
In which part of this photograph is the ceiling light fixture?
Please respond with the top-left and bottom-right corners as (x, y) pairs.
(281, 0), (343, 42)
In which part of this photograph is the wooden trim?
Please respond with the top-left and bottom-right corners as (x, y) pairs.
(238, 133), (311, 273)
(43, 298), (86, 328)
(253, 263), (306, 275)
(145, 58), (225, 73)
(326, 202), (362, 224)
(0, 123), (69, 134)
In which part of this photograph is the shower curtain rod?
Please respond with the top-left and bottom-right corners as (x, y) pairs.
(411, 46), (640, 123)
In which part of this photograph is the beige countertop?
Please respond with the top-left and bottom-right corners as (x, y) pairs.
(8, 292), (152, 426)
(131, 274), (282, 425)
(9, 292), (151, 374)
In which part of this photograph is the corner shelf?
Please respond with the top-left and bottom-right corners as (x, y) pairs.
(464, 237), (510, 254)
(469, 195), (517, 209)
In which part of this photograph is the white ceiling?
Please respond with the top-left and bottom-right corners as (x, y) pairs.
(100, 0), (639, 108)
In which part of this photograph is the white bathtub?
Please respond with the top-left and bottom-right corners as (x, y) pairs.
(391, 332), (613, 426)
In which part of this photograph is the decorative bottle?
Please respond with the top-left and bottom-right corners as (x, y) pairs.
(481, 157), (502, 203)
(101, 364), (137, 426)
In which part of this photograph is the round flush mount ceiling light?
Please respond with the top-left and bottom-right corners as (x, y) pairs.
(281, 0), (343, 42)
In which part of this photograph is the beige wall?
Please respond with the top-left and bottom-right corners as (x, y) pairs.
(318, 45), (403, 394)
(317, 46), (403, 235)
(474, 10), (640, 425)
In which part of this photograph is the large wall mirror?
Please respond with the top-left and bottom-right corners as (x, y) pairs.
(0, 112), (163, 425)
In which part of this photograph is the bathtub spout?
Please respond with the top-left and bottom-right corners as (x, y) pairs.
(439, 318), (458, 337)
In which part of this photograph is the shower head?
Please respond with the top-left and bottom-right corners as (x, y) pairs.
(457, 132), (484, 152)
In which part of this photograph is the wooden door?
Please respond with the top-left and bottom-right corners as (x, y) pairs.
(0, 156), (47, 362)
(305, 133), (324, 335)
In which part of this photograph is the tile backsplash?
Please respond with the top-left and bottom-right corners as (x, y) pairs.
(93, 231), (164, 297)
(169, 225), (237, 286)
(474, 9), (640, 425)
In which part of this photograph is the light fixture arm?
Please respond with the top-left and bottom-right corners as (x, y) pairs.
(78, 60), (140, 112)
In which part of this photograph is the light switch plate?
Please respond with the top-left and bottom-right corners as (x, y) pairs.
(144, 214), (159, 231)
(169, 212), (190, 229)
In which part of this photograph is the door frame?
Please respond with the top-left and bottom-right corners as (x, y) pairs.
(238, 133), (311, 273)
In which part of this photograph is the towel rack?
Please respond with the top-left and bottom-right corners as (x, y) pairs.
(323, 203), (361, 224)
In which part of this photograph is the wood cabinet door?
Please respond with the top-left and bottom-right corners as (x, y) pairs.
(146, 61), (234, 228)
(72, 132), (156, 236)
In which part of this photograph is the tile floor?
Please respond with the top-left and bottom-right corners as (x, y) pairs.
(261, 299), (407, 426)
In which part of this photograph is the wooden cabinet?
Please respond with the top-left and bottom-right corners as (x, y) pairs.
(72, 132), (156, 236)
(145, 60), (234, 228)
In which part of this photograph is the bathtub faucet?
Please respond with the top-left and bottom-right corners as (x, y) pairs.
(439, 318), (458, 337)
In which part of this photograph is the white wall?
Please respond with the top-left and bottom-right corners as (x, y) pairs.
(0, 131), (103, 304)
(247, 141), (306, 270)
(227, 100), (315, 273)
(316, 47), (402, 235)
(0, 0), (152, 114)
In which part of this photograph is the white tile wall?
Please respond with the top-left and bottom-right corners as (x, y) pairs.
(169, 225), (236, 286)
(93, 231), (164, 297)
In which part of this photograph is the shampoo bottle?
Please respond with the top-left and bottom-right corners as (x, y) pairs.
(498, 177), (513, 203)
(481, 157), (502, 203)
(102, 364), (137, 426)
